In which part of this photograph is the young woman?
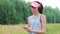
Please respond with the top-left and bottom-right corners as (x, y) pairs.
(23, 1), (46, 34)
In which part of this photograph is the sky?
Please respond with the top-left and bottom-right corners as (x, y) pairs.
(25, 0), (60, 10)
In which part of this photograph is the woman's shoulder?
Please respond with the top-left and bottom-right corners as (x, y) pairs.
(41, 14), (46, 17)
(41, 14), (46, 20)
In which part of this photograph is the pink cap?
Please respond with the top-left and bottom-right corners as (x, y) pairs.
(30, 2), (40, 8)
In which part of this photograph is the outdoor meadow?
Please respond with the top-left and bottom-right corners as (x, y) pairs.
(0, 0), (60, 34)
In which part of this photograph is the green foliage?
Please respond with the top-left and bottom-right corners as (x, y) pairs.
(43, 6), (60, 23)
(0, 0), (60, 24)
(0, 0), (31, 24)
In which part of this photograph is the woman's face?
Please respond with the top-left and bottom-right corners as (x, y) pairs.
(30, 6), (39, 14)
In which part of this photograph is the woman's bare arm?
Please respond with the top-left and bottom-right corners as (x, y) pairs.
(27, 17), (30, 27)
(31, 15), (46, 34)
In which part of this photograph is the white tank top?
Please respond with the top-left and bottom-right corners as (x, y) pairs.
(28, 13), (42, 34)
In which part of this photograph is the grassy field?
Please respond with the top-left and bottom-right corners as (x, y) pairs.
(0, 24), (60, 34)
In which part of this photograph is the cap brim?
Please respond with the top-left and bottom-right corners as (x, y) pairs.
(30, 2), (40, 8)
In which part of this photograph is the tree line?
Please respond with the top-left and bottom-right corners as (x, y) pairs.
(0, 0), (60, 25)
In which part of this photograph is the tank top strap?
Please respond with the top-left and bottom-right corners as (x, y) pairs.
(38, 13), (42, 18)
(38, 13), (42, 23)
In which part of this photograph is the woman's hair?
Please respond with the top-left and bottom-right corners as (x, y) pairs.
(34, 1), (43, 14)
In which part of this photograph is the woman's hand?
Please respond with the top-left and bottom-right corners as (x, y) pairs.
(25, 27), (31, 32)
(23, 26), (31, 32)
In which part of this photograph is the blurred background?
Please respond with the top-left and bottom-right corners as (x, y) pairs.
(0, 0), (60, 34)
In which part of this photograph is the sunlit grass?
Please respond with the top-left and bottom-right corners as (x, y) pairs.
(0, 24), (60, 34)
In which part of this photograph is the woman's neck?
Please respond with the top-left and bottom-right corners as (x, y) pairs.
(32, 13), (40, 18)
(33, 13), (40, 16)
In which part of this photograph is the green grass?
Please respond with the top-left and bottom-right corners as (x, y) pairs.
(0, 24), (60, 34)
